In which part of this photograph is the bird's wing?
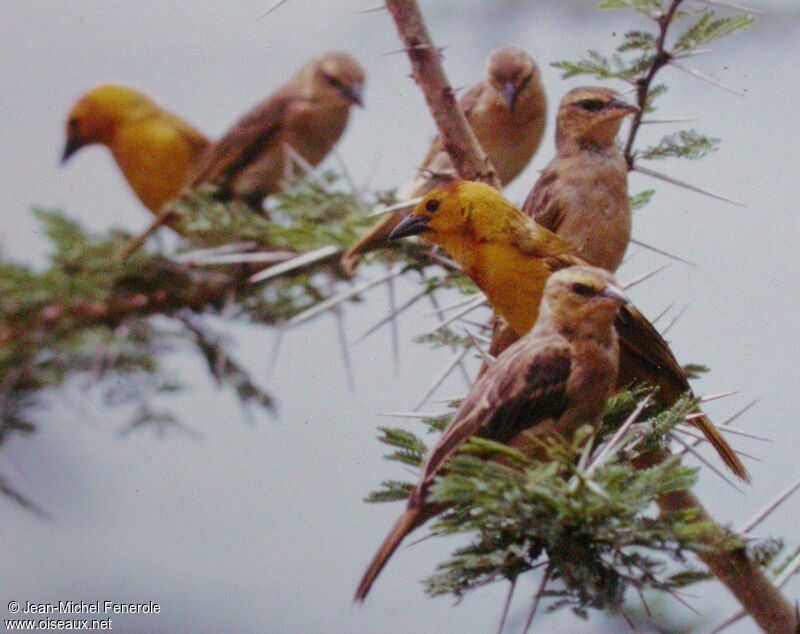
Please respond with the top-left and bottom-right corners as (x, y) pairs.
(522, 164), (565, 233)
(615, 303), (689, 395)
(187, 94), (295, 186)
(418, 335), (572, 493)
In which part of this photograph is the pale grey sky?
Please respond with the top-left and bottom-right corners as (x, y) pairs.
(2, 2), (799, 632)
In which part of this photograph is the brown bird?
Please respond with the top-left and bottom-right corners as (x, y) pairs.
(355, 265), (627, 601)
(62, 84), (209, 215)
(522, 86), (636, 272)
(488, 87), (636, 361)
(187, 50), (364, 209)
(387, 182), (748, 481)
(340, 46), (546, 274)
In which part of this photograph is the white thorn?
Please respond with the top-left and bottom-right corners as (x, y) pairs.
(249, 245), (341, 284)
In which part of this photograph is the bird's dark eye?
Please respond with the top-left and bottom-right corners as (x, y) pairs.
(579, 99), (606, 112)
(324, 73), (343, 89)
(570, 282), (595, 297)
(67, 117), (79, 131)
(426, 199), (440, 213)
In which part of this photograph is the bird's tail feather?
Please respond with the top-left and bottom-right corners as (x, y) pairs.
(354, 507), (426, 602)
(691, 410), (750, 482)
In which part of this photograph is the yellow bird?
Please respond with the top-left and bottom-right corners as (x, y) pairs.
(187, 51), (364, 209)
(356, 265), (627, 601)
(340, 46), (546, 274)
(389, 181), (748, 481)
(62, 84), (209, 215)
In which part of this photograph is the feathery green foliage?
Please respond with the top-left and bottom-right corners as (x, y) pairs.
(365, 390), (755, 612)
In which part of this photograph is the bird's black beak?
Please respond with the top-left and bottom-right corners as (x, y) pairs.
(341, 84), (363, 107)
(608, 98), (639, 116)
(388, 214), (433, 240)
(601, 283), (628, 304)
(61, 136), (82, 163)
(500, 82), (520, 112)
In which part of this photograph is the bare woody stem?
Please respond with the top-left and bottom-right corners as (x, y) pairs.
(388, 0), (798, 631)
(623, 0), (683, 169)
(384, 0), (502, 189)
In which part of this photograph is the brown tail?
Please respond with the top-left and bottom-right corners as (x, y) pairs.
(690, 411), (750, 482)
(354, 507), (427, 602)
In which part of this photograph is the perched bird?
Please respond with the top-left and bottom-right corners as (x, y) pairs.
(487, 87), (636, 364)
(522, 86), (636, 272)
(187, 51), (364, 209)
(388, 182), (749, 481)
(355, 265), (627, 601)
(340, 46), (546, 274)
(62, 84), (209, 215)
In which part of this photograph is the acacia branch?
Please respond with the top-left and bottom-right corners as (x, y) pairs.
(623, 0), (684, 168)
(384, 0), (502, 189)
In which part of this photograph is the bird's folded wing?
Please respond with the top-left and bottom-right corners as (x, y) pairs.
(419, 337), (572, 492)
(187, 95), (295, 186)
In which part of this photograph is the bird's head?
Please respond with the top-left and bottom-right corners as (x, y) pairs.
(541, 265), (627, 335)
(62, 84), (150, 162)
(310, 51), (365, 107)
(555, 86), (637, 151)
(388, 181), (520, 246)
(485, 46), (541, 113)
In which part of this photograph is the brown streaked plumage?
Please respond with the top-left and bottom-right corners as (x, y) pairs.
(187, 51), (364, 209)
(340, 46), (546, 274)
(355, 265), (626, 601)
(387, 182), (749, 482)
(62, 84), (209, 216)
(522, 86), (636, 272)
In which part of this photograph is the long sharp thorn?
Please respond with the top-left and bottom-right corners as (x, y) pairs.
(622, 264), (671, 291)
(424, 295), (488, 335)
(631, 238), (697, 266)
(640, 117), (699, 125)
(674, 427), (761, 461)
(182, 251), (296, 266)
(633, 164), (746, 206)
(366, 198), (421, 218)
(651, 303), (675, 326)
(691, 0), (763, 15)
(588, 394), (653, 474)
(378, 411), (441, 419)
(463, 326), (495, 368)
(387, 272), (400, 372)
(662, 303), (689, 335)
(628, 238), (696, 266)
(286, 266), (403, 327)
(257, 0), (289, 19)
(249, 245), (341, 284)
(672, 436), (742, 492)
(352, 289), (427, 344)
(355, 4), (388, 14)
(265, 327), (285, 379)
(674, 49), (712, 59)
(522, 564), (552, 634)
(497, 577), (517, 634)
(738, 474), (800, 534)
(334, 306), (354, 391)
(414, 348), (469, 411)
(699, 390), (738, 403)
(172, 241), (257, 262)
(427, 292), (471, 386)
(669, 60), (747, 97)
(424, 293), (485, 317)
